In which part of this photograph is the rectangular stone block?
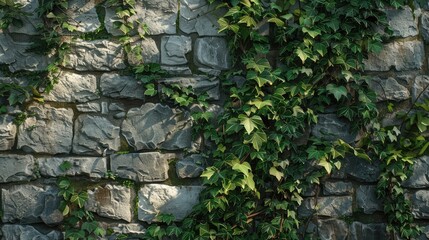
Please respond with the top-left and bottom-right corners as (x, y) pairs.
(0, 155), (36, 183)
(37, 157), (107, 178)
(298, 196), (352, 217)
(0, 115), (16, 150)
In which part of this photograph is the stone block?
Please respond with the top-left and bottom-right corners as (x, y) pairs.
(128, 38), (160, 65)
(349, 222), (388, 240)
(411, 190), (429, 219)
(141, 0), (178, 35)
(72, 115), (120, 156)
(322, 181), (353, 196)
(0, 155), (35, 183)
(0, 115), (16, 150)
(1, 225), (62, 240)
(38, 157), (107, 178)
(161, 66), (192, 75)
(6, 0), (43, 35)
(100, 73), (145, 100)
(368, 77), (410, 102)
(194, 37), (231, 70)
(402, 156), (429, 188)
(66, 0), (100, 33)
(364, 40), (424, 71)
(422, 12), (429, 43)
(386, 6), (418, 37)
(412, 75), (429, 103)
(311, 114), (357, 143)
(298, 196), (352, 217)
(104, 223), (146, 238)
(159, 76), (220, 100)
(110, 152), (171, 182)
(121, 103), (192, 151)
(138, 184), (203, 222)
(161, 35), (192, 65)
(317, 219), (348, 240)
(63, 39), (126, 71)
(76, 102), (101, 113)
(17, 105), (73, 154)
(343, 157), (381, 183)
(176, 154), (205, 178)
(356, 185), (383, 214)
(86, 184), (133, 222)
(2, 184), (61, 224)
(179, 0), (224, 36)
(44, 72), (99, 103)
(0, 33), (50, 72)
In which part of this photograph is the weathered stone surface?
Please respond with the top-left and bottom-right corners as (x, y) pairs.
(179, 0), (224, 36)
(141, 0), (178, 35)
(412, 75), (429, 103)
(128, 38), (160, 65)
(17, 105), (73, 154)
(298, 196), (353, 217)
(121, 103), (192, 150)
(339, 157), (381, 182)
(161, 66), (192, 75)
(1, 225), (62, 240)
(386, 6), (418, 37)
(110, 152), (172, 182)
(2, 185), (61, 224)
(322, 181), (353, 196)
(109, 103), (125, 111)
(356, 185), (383, 214)
(198, 67), (222, 76)
(0, 155), (35, 183)
(0, 115), (16, 150)
(161, 35), (192, 65)
(176, 154), (205, 178)
(194, 37), (231, 70)
(76, 102), (101, 113)
(38, 157), (107, 178)
(100, 73), (145, 100)
(73, 115), (120, 156)
(402, 156), (429, 188)
(67, 0), (100, 33)
(311, 114), (357, 143)
(0, 33), (50, 72)
(422, 12), (429, 43)
(105, 223), (146, 239)
(349, 222), (388, 240)
(159, 76), (220, 100)
(138, 184), (203, 222)
(6, 0), (43, 35)
(317, 219), (348, 240)
(364, 40), (424, 71)
(63, 40), (126, 71)
(44, 72), (99, 103)
(412, 190), (429, 219)
(86, 184), (133, 222)
(368, 77), (410, 102)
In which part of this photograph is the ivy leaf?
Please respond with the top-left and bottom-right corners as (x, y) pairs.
(307, 146), (326, 160)
(268, 17), (284, 26)
(248, 99), (272, 109)
(201, 167), (216, 180)
(318, 158), (332, 174)
(269, 167), (284, 181)
(244, 130), (267, 151)
(238, 114), (264, 134)
(296, 47), (311, 63)
(167, 226), (182, 236)
(231, 159), (252, 177)
(302, 27), (321, 38)
(246, 58), (271, 73)
(242, 172), (256, 191)
(326, 84), (348, 101)
(70, 192), (88, 208)
(238, 15), (256, 27)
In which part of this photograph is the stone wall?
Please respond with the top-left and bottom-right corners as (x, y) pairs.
(0, 1), (428, 239)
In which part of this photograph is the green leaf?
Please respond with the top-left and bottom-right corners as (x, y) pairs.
(318, 158), (332, 174)
(231, 159), (252, 177)
(201, 167), (216, 180)
(296, 47), (311, 63)
(167, 226), (182, 236)
(70, 192), (88, 208)
(246, 58), (271, 73)
(248, 99), (272, 109)
(326, 84), (348, 101)
(244, 130), (267, 151)
(58, 179), (70, 189)
(268, 17), (284, 26)
(238, 15), (256, 27)
(302, 27), (321, 38)
(269, 167), (284, 181)
(238, 114), (264, 134)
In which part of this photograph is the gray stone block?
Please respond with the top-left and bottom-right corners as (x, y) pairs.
(110, 152), (171, 182)
(368, 77), (410, 102)
(364, 40), (424, 71)
(349, 222), (388, 240)
(159, 76), (220, 100)
(322, 181), (353, 196)
(402, 156), (429, 188)
(17, 105), (73, 154)
(86, 184), (133, 222)
(104, 223), (146, 239)
(6, 0), (43, 35)
(0, 33), (50, 72)
(76, 102), (101, 113)
(344, 157), (381, 183)
(63, 40), (126, 71)
(412, 190), (429, 219)
(100, 73), (145, 100)
(138, 184), (203, 222)
(412, 75), (429, 103)
(356, 185), (383, 214)
(194, 37), (231, 70)
(179, 0), (224, 36)
(0, 155), (36, 183)
(386, 6), (418, 37)
(38, 157), (107, 178)
(1, 224), (62, 240)
(298, 196), (353, 217)
(176, 154), (205, 178)
(141, 0), (178, 35)
(2, 185), (61, 224)
(317, 219), (348, 240)
(311, 114), (357, 143)
(128, 38), (160, 65)
(121, 103), (192, 151)
(72, 115), (120, 156)
(422, 12), (429, 43)
(0, 115), (16, 150)
(66, 0), (100, 33)
(161, 66), (192, 75)
(161, 35), (192, 65)
(44, 72), (99, 103)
